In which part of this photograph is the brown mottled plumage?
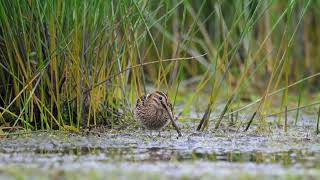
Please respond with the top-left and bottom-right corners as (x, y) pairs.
(135, 91), (182, 136)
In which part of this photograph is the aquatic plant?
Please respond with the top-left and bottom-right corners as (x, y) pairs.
(0, 0), (319, 132)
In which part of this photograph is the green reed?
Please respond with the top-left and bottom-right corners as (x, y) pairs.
(0, 0), (319, 132)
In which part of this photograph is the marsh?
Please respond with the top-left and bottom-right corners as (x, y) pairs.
(0, 0), (320, 179)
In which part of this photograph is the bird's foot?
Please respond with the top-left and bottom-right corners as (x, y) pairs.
(145, 130), (153, 138)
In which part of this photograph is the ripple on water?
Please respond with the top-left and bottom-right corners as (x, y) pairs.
(0, 122), (320, 179)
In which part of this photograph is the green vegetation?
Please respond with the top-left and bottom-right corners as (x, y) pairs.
(0, 0), (319, 132)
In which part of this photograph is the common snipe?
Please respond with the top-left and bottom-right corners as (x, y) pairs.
(135, 91), (182, 137)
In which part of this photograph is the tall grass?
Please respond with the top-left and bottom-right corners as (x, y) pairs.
(0, 0), (319, 132)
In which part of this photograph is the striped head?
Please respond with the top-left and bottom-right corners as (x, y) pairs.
(147, 91), (170, 109)
(135, 91), (173, 113)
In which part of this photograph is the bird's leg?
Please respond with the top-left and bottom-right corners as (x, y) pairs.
(142, 126), (146, 133)
(158, 131), (161, 137)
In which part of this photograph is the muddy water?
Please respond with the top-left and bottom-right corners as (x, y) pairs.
(0, 119), (320, 179)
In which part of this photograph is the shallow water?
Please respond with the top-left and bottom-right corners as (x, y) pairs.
(0, 118), (320, 179)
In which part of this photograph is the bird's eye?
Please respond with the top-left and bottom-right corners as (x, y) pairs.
(158, 96), (162, 101)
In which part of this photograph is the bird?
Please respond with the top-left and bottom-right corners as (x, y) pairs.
(135, 91), (182, 137)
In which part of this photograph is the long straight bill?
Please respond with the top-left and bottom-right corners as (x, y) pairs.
(161, 102), (182, 137)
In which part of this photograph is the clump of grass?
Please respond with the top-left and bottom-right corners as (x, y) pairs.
(0, 0), (319, 132)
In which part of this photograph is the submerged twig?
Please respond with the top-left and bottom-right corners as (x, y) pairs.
(214, 94), (235, 129)
(197, 104), (211, 131)
(317, 105), (320, 134)
(294, 90), (302, 126)
(284, 106), (288, 133)
(244, 111), (257, 132)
